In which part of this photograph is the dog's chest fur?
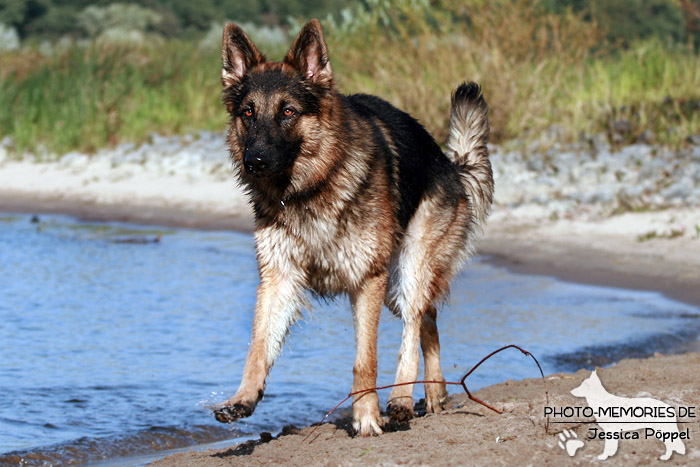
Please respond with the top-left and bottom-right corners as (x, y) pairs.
(256, 184), (395, 296)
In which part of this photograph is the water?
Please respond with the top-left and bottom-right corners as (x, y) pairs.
(1, 213), (698, 465)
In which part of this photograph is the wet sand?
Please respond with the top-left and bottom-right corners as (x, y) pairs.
(2, 186), (700, 465)
(151, 353), (700, 466)
(480, 213), (700, 309)
(0, 194), (254, 232)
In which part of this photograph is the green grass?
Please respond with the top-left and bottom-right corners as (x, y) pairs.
(567, 41), (700, 145)
(637, 228), (685, 242)
(0, 42), (225, 156)
(325, 0), (700, 148)
(1, 0), (699, 156)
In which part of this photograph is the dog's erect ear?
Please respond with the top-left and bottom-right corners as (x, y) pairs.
(221, 23), (265, 88)
(284, 19), (332, 87)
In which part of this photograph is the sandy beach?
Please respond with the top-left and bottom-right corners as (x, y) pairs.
(2, 150), (699, 465)
(151, 352), (700, 466)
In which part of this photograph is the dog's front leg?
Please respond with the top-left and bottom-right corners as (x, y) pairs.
(350, 272), (387, 436)
(214, 269), (305, 423)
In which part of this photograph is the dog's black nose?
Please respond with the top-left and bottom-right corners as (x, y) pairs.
(245, 156), (268, 175)
(244, 147), (271, 176)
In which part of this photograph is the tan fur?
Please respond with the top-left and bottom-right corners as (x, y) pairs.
(350, 272), (387, 435)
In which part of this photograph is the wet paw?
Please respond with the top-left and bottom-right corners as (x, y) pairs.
(387, 402), (414, 424)
(212, 389), (263, 423)
(212, 403), (254, 423)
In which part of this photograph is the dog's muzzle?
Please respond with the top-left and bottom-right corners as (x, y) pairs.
(245, 157), (268, 176)
(244, 150), (270, 177)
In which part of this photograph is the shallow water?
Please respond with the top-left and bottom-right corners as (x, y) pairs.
(1, 213), (698, 465)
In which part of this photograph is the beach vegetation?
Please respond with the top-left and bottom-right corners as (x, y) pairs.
(1, 0), (699, 155)
(637, 227), (687, 242)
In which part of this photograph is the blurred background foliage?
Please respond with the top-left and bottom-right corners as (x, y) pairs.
(1, 0), (698, 45)
(0, 0), (350, 39)
(1, 0), (700, 155)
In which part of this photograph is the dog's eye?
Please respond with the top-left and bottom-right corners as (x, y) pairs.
(243, 108), (254, 118)
(283, 108), (295, 117)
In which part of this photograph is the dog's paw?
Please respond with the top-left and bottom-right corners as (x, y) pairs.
(212, 402), (254, 423)
(425, 383), (449, 414)
(352, 412), (383, 437)
(387, 400), (414, 424)
(352, 397), (383, 436)
(425, 397), (446, 414)
(211, 390), (262, 424)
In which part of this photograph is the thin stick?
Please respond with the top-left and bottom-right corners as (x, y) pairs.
(303, 344), (549, 442)
(305, 380), (465, 442)
(458, 344), (550, 432)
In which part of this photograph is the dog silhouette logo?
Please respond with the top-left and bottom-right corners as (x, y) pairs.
(570, 370), (686, 461)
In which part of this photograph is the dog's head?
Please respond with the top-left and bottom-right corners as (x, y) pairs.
(221, 19), (334, 187)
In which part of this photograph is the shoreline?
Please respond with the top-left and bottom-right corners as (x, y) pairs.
(2, 167), (700, 465)
(4, 191), (699, 309)
(152, 352), (700, 466)
(479, 216), (700, 308)
(0, 192), (255, 232)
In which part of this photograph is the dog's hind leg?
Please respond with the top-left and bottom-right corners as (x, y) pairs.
(420, 304), (449, 413)
(385, 305), (448, 420)
(385, 302), (447, 421)
(386, 195), (471, 423)
(386, 307), (423, 423)
(350, 272), (387, 436)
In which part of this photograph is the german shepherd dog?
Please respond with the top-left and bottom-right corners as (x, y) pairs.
(213, 19), (494, 436)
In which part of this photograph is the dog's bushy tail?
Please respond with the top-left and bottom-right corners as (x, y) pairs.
(445, 82), (494, 229)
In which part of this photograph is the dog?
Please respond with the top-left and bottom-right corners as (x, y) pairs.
(571, 370), (686, 460)
(212, 19), (494, 436)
